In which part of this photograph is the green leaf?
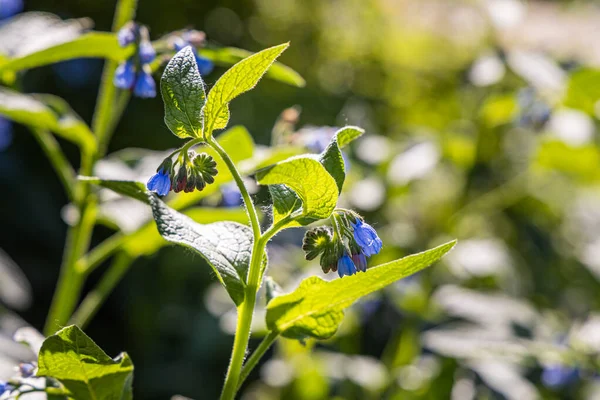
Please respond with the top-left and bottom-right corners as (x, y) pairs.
(123, 207), (250, 256)
(257, 156), (338, 222)
(37, 325), (134, 400)
(319, 126), (364, 192)
(203, 43), (289, 136)
(79, 177), (149, 204)
(0, 32), (133, 72)
(149, 195), (254, 305)
(199, 46), (305, 87)
(564, 68), (600, 115)
(269, 184), (302, 225)
(266, 240), (456, 339)
(0, 88), (95, 150)
(160, 46), (206, 139)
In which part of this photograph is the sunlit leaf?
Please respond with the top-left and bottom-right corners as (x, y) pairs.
(266, 241), (456, 339)
(0, 32), (132, 72)
(37, 325), (134, 400)
(320, 126), (364, 192)
(149, 195), (254, 305)
(256, 156), (338, 222)
(203, 43), (289, 136)
(0, 88), (95, 150)
(161, 46), (205, 139)
(199, 46), (305, 87)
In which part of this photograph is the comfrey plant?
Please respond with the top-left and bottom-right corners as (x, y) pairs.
(0, 1), (455, 399)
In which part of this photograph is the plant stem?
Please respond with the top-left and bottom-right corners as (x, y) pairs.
(44, 196), (97, 335)
(70, 252), (133, 329)
(237, 331), (279, 390)
(93, 0), (138, 156)
(77, 232), (125, 275)
(30, 128), (76, 201)
(43, 0), (138, 335)
(206, 135), (265, 400)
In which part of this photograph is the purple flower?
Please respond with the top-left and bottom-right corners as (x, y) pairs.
(117, 23), (137, 47)
(351, 252), (367, 272)
(114, 60), (136, 89)
(133, 70), (156, 98)
(351, 219), (382, 257)
(139, 41), (156, 64)
(0, 0), (23, 20)
(195, 55), (214, 76)
(19, 362), (35, 378)
(147, 168), (171, 196)
(337, 254), (357, 278)
(0, 116), (13, 151)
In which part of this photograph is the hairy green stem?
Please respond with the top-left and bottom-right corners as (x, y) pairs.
(70, 252), (134, 329)
(206, 134), (265, 400)
(29, 128), (76, 201)
(237, 331), (279, 390)
(77, 232), (125, 275)
(44, 0), (138, 335)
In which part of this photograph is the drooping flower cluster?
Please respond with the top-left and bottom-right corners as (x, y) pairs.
(147, 150), (218, 196)
(114, 22), (157, 98)
(302, 210), (382, 278)
(170, 30), (214, 76)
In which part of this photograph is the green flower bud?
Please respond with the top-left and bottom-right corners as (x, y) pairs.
(302, 227), (332, 261)
(192, 152), (218, 186)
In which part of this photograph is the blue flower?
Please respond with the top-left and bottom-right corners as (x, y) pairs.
(117, 23), (137, 47)
(19, 362), (35, 378)
(351, 219), (382, 257)
(351, 252), (367, 272)
(139, 41), (156, 64)
(133, 70), (156, 98)
(337, 254), (357, 278)
(542, 364), (579, 388)
(221, 183), (242, 207)
(147, 168), (171, 196)
(114, 60), (136, 89)
(0, 116), (13, 151)
(0, 0), (23, 20)
(195, 55), (214, 76)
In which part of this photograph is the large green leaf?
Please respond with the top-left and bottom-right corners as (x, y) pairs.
(319, 126), (364, 192)
(37, 325), (134, 400)
(161, 46), (206, 139)
(0, 88), (95, 150)
(199, 47), (305, 87)
(266, 240), (456, 339)
(202, 43), (289, 136)
(123, 207), (250, 256)
(0, 32), (132, 72)
(256, 156), (338, 222)
(149, 195), (254, 305)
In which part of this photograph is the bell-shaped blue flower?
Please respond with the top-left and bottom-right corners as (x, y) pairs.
(337, 254), (357, 278)
(117, 23), (137, 47)
(139, 41), (156, 64)
(114, 60), (136, 89)
(351, 219), (382, 257)
(133, 70), (156, 98)
(351, 252), (367, 272)
(147, 168), (171, 196)
(195, 55), (214, 76)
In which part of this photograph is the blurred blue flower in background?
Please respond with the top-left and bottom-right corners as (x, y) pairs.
(541, 364), (579, 388)
(133, 69), (156, 98)
(0, 0), (23, 20)
(114, 60), (136, 89)
(0, 116), (13, 151)
(114, 23), (157, 98)
(221, 183), (242, 207)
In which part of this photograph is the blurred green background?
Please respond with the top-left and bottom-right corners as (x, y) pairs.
(3, 0), (600, 399)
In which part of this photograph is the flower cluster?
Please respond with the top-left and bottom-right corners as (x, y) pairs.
(114, 22), (157, 98)
(302, 210), (382, 278)
(170, 30), (214, 76)
(147, 150), (218, 196)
